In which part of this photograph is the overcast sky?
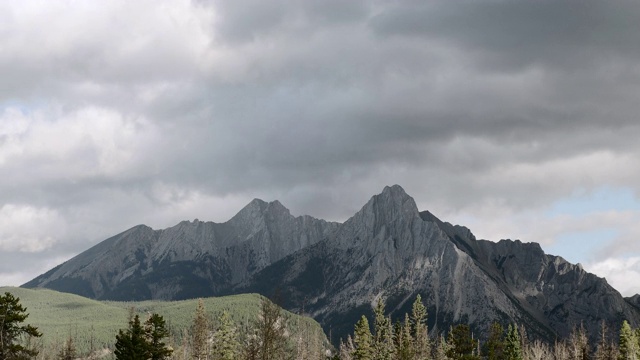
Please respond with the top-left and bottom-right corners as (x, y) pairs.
(2, 0), (640, 295)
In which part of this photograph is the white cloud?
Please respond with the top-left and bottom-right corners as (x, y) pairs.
(0, 105), (159, 180)
(586, 257), (640, 297)
(0, 204), (66, 252)
(1, 0), (640, 295)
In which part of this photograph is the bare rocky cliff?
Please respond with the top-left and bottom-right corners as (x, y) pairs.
(24, 199), (338, 300)
(24, 185), (640, 342)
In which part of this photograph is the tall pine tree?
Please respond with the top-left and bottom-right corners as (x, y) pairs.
(503, 324), (523, 360)
(411, 295), (430, 360)
(115, 315), (149, 360)
(446, 324), (479, 360)
(252, 296), (291, 360)
(145, 314), (173, 360)
(483, 323), (504, 360)
(372, 298), (394, 360)
(211, 311), (240, 360)
(192, 299), (209, 360)
(0, 292), (41, 359)
(353, 316), (373, 360)
(619, 320), (638, 360)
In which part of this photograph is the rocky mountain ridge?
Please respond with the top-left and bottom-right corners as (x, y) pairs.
(24, 185), (640, 342)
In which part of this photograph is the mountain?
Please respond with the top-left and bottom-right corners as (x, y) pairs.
(23, 199), (338, 300)
(24, 185), (640, 343)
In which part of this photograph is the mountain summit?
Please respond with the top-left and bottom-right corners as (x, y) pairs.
(23, 185), (640, 342)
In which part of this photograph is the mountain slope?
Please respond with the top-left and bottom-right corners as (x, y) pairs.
(1, 286), (326, 355)
(24, 185), (640, 343)
(23, 200), (338, 300)
(239, 185), (640, 341)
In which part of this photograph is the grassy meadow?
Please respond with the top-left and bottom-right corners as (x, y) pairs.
(0, 287), (326, 355)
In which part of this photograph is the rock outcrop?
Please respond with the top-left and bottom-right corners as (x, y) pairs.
(23, 199), (338, 300)
(24, 185), (640, 343)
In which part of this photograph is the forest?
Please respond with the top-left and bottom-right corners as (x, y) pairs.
(1, 291), (639, 360)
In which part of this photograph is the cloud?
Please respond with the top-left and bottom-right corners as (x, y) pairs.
(587, 257), (640, 297)
(1, 0), (640, 289)
(0, 204), (65, 252)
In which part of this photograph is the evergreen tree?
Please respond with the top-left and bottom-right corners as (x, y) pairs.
(446, 324), (479, 360)
(395, 314), (414, 360)
(482, 322), (504, 360)
(145, 314), (173, 360)
(411, 295), (430, 360)
(0, 292), (42, 359)
(211, 311), (240, 360)
(253, 296), (291, 360)
(115, 315), (150, 360)
(192, 299), (209, 360)
(433, 334), (451, 360)
(503, 324), (523, 360)
(353, 316), (373, 360)
(619, 320), (638, 360)
(372, 299), (394, 360)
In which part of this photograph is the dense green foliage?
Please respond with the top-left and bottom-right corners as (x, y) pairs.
(114, 314), (172, 360)
(114, 315), (150, 360)
(0, 287), (325, 357)
(211, 311), (240, 360)
(9, 285), (640, 360)
(338, 295), (636, 360)
(0, 292), (42, 359)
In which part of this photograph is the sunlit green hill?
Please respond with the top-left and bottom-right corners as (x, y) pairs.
(0, 287), (326, 355)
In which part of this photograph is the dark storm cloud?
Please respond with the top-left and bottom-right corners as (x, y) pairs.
(370, 1), (640, 70)
(3, 0), (640, 288)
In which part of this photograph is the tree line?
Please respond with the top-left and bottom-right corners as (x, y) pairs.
(336, 295), (627, 360)
(4, 290), (640, 360)
(1, 292), (326, 360)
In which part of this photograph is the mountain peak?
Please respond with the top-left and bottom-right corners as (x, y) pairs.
(266, 200), (290, 215)
(380, 184), (409, 197)
(345, 185), (419, 232)
(370, 184), (418, 214)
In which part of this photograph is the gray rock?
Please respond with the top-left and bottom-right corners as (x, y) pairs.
(24, 185), (640, 342)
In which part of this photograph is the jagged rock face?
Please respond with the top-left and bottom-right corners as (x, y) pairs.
(239, 185), (640, 341)
(24, 185), (640, 343)
(23, 199), (338, 300)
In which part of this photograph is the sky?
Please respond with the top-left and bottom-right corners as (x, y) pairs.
(2, 0), (640, 295)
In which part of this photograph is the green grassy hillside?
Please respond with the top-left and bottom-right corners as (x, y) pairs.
(0, 287), (326, 355)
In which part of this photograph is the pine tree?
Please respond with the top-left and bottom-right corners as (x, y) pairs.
(503, 324), (523, 360)
(482, 322), (504, 360)
(145, 313), (173, 360)
(115, 314), (150, 360)
(253, 296), (291, 360)
(446, 324), (479, 360)
(211, 311), (240, 360)
(0, 292), (42, 359)
(353, 316), (373, 360)
(411, 295), (430, 360)
(395, 314), (414, 360)
(619, 320), (637, 360)
(433, 334), (451, 360)
(372, 298), (394, 360)
(192, 299), (210, 360)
